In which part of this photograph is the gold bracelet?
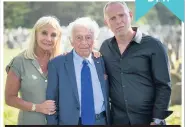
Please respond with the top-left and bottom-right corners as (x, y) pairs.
(31, 103), (36, 112)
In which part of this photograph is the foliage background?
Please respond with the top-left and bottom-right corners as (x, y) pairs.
(4, 2), (180, 28)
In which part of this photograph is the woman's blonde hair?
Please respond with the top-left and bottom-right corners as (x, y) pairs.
(24, 16), (62, 59)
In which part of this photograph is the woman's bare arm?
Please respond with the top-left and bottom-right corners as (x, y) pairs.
(5, 70), (56, 114)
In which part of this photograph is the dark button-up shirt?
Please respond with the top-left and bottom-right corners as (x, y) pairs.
(100, 28), (172, 124)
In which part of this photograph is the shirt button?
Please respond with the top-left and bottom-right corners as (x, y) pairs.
(121, 72), (123, 74)
(45, 80), (47, 82)
(122, 85), (125, 88)
(125, 99), (127, 102)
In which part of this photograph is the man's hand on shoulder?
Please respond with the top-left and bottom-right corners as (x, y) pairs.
(92, 50), (102, 58)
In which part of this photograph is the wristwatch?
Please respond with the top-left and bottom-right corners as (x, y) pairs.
(153, 118), (166, 125)
(31, 103), (36, 112)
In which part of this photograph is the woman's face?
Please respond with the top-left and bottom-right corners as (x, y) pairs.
(36, 24), (59, 51)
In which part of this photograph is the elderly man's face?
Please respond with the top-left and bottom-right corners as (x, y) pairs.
(71, 25), (94, 58)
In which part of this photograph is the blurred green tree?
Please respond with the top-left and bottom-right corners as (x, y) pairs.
(4, 2), (31, 28)
(4, 1), (181, 28)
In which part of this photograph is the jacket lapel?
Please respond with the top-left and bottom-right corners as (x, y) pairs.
(64, 51), (80, 106)
(92, 56), (107, 103)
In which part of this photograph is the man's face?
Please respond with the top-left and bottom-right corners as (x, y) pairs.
(104, 3), (132, 37)
(71, 25), (94, 58)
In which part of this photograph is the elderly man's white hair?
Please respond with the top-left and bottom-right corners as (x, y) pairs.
(67, 17), (100, 42)
(103, 1), (130, 18)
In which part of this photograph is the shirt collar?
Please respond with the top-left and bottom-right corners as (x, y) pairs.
(73, 49), (93, 65)
(132, 27), (142, 44)
(111, 27), (143, 44)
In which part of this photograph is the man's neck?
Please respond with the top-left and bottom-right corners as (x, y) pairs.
(115, 28), (136, 55)
(116, 29), (136, 45)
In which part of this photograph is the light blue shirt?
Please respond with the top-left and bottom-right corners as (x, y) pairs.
(73, 50), (105, 116)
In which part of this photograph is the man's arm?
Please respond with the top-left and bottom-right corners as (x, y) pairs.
(46, 60), (59, 125)
(151, 40), (173, 121)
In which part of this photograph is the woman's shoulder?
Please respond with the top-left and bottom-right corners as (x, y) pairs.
(7, 50), (26, 64)
(6, 50), (26, 73)
(14, 50), (26, 60)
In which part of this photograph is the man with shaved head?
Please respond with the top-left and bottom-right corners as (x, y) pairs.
(99, 1), (172, 125)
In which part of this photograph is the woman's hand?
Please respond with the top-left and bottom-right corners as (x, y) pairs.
(36, 100), (56, 115)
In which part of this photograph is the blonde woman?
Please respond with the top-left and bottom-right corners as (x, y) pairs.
(5, 16), (62, 125)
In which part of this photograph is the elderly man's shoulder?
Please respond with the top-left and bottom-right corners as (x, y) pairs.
(50, 53), (68, 64)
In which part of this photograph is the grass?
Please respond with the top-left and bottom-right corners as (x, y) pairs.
(3, 46), (182, 125)
(166, 105), (182, 125)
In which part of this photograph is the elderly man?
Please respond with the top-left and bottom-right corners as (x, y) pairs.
(46, 17), (110, 125)
(99, 1), (172, 125)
